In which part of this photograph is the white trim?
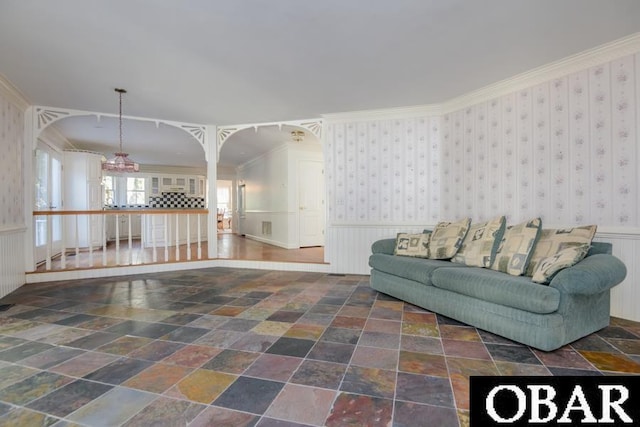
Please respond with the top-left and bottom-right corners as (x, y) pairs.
(323, 104), (442, 123)
(0, 72), (29, 110)
(0, 226), (27, 235)
(243, 233), (298, 250)
(321, 32), (640, 121)
(442, 32), (640, 113)
(25, 259), (331, 283)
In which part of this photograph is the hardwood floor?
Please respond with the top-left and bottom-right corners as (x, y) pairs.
(35, 233), (325, 272)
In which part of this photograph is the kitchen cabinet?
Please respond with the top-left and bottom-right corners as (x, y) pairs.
(63, 150), (103, 248)
(106, 213), (142, 240)
(187, 176), (206, 198)
(161, 176), (187, 193)
(143, 212), (208, 247)
(150, 176), (160, 196)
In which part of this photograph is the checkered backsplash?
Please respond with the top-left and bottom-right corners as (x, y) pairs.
(149, 193), (205, 209)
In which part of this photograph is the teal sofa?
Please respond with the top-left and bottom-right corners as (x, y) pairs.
(369, 239), (627, 351)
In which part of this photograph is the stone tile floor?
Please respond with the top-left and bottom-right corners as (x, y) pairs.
(0, 268), (639, 426)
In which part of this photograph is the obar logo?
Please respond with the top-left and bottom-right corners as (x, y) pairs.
(470, 376), (640, 426)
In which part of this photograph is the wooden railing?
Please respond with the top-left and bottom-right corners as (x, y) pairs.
(33, 209), (209, 271)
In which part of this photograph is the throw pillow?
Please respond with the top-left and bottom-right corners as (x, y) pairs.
(525, 225), (597, 277)
(394, 232), (431, 258)
(532, 244), (590, 284)
(451, 216), (506, 267)
(491, 218), (542, 276)
(428, 218), (471, 260)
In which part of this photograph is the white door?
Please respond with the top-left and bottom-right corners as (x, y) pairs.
(298, 160), (324, 247)
(34, 145), (62, 264)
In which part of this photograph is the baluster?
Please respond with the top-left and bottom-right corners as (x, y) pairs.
(164, 213), (169, 262)
(60, 214), (66, 269)
(115, 214), (120, 265)
(88, 214), (94, 267)
(102, 214), (107, 267)
(186, 214), (191, 260)
(74, 215), (80, 268)
(152, 214), (157, 263)
(175, 213), (179, 261)
(128, 214), (133, 265)
(46, 215), (52, 271)
(197, 213), (202, 259)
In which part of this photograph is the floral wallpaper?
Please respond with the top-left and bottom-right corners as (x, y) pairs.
(0, 93), (24, 228)
(325, 52), (639, 229)
(325, 116), (441, 223)
(441, 53), (639, 227)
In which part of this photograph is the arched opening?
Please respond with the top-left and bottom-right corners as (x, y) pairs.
(29, 108), (211, 272)
(216, 122), (325, 263)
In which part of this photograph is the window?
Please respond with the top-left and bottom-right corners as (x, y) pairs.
(104, 176), (115, 205)
(216, 181), (231, 214)
(126, 177), (146, 205)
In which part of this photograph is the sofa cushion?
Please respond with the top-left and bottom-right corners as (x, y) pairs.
(428, 218), (471, 259)
(431, 267), (560, 314)
(451, 216), (505, 267)
(369, 253), (463, 286)
(394, 232), (430, 258)
(491, 218), (542, 276)
(525, 225), (597, 277)
(532, 244), (590, 284)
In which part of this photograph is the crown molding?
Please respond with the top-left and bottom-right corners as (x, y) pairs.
(322, 104), (441, 123)
(0, 72), (30, 111)
(442, 32), (640, 113)
(322, 33), (640, 121)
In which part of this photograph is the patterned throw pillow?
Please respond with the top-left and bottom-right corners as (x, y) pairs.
(452, 216), (506, 267)
(532, 244), (590, 284)
(428, 218), (471, 260)
(491, 218), (542, 276)
(394, 233), (431, 258)
(525, 225), (597, 277)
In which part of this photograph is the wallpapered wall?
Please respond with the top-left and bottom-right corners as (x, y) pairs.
(325, 53), (639, 230)
(325, 116), (441, 224)
(441, 53), (639, 227)
(0, 93), (24, 229)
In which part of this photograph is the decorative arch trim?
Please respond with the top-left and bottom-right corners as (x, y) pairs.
(33, 106), (208, 147)
(216, 118), (323, 154)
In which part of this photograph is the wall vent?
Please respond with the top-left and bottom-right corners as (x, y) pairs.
(262, 221), (272, 236)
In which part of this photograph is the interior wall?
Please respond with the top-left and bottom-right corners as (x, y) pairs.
(238, 145), (292, 248)
(324, 115), (441, 271)
(441, 53), (639, 227)
(323, 47), (640, 321)
(0, 85), (26, 297)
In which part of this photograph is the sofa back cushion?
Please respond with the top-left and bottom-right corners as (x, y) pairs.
(531, 244), (590, 284)
(491, 218), (542, 276)
(431, 267), (561, 314)
(428, 218), (471, 259)
(525, 225), (597, 277)
(451, 216), (505, 268)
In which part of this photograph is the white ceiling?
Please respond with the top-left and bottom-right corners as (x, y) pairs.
(1, 0), (640, 167)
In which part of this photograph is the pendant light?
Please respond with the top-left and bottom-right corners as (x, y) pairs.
(102, 88), (139, 172)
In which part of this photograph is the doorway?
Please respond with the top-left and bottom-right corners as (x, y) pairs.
(298, 160), (324, 247)
(34, 142), (62, 264)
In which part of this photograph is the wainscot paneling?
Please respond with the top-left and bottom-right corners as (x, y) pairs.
(0, 228), (26, 297)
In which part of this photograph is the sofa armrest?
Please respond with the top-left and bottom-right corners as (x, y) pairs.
(549, 254), (627, 295)
(371, 238), (397, 255)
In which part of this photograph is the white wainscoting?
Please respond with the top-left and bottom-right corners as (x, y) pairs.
(597, 232), (640, 322)
(241, 211), (298, 249)
(0, 227), (26, 298)
(326, 223), (435, 274)
(327, 224), (640, 322)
